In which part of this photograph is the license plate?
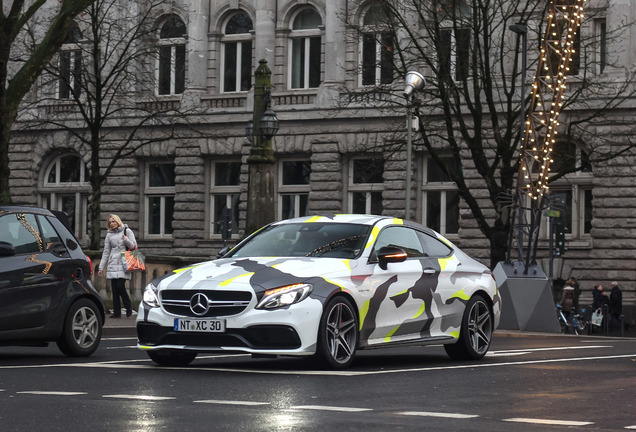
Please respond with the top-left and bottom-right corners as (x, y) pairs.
(174, 318), (226, 333)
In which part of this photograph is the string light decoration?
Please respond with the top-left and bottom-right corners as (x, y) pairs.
(516, 0), (585, 202)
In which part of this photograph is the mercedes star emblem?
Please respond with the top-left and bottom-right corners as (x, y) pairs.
(190, 293), (210, 316)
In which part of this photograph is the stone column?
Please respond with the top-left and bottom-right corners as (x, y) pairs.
(186, 0), (209, 91)
(254, 0), (276, 67)
(246, 60), (277, 235)
(318, 0), (346, 107)
(323, 0), (346, 85)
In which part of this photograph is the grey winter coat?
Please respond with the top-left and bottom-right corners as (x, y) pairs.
(99, 225), (137, 279)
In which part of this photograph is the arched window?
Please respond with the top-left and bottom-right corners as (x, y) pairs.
(289, 7), (322, 89)
(360, 3), (394, 86)
(39, 153), (90, 239)
(222, 12), (253, 93)
(157, 16), (187, 95)
(59, 21), (83, 99)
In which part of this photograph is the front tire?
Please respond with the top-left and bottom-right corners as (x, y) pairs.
(56, 299), (102, 357)
(315, 296), (358, 369)
(148, 350), (197, 367)
(444, 295), (493, 360)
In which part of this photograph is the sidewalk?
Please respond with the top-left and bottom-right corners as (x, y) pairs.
(102, 310), (138, 337)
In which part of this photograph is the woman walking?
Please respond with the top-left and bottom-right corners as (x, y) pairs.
(98, 214), (136, 318)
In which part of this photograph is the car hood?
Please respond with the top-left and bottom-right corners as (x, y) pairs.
(155, 256), (359, 293)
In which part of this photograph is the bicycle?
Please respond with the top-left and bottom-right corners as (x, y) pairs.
(556, 304), (588, 335)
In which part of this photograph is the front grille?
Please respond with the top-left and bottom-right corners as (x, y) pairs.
(160, 289), (252, 318)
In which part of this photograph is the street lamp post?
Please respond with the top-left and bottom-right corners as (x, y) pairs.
(403, 71), (426, 221)
(246, 59), (279, 235)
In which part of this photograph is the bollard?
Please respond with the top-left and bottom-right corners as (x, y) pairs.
(620, 314), (625, 337)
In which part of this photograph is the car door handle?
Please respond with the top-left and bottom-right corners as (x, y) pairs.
(423, 268), (437, 274)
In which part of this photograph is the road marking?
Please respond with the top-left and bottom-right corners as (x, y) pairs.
(194, 400), (270, 406)
(1, 353), (634, 376)
(503, 417), (593, 426)
(17, 391), (87, 396)
(489, 345), (610, 355)
(400, 411), (478, 419)
(102, 394), (176, 401)
(625, 426), (636, 430)
(289, 405), (373, 412)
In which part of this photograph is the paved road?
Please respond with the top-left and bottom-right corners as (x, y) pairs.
(1, 331), (634, 431)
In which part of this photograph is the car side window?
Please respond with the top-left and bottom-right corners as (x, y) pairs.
(38, 216), (62, 249)
(374, 226), (425, 258)
(416, 230), (453, 257)
(0, 213), (42, 254)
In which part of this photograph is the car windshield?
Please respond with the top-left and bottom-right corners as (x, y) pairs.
(230, 223), (372, 259)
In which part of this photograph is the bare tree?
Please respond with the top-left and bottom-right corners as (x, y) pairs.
(0, 0), (101, 203)
(344, 0), (636, 268)
(20, 0), (187, 249)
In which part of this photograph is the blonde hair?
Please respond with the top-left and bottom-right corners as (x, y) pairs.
(106, 214), (123, 230)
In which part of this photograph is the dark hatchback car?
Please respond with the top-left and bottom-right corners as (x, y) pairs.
(0, 205), (105, 356)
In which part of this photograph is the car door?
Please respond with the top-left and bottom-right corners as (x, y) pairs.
(0, 212), (68, 335)
(360, 225), (442, 344)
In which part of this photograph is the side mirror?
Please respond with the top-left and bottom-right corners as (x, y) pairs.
(0, 241), (16, 257)
(376, 246), (407, 270)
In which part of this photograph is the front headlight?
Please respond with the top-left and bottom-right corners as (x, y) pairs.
(143, 283), (159, 308)
(256, 283), (313, 309)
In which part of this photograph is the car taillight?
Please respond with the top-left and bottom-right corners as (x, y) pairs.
(86, 255), (93, 276)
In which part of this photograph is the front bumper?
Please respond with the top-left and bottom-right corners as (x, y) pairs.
(136, 296), (323, 356)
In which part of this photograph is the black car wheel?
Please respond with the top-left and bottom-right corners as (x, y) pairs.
(148, 350), (197, 367)
(316, 296), (358, 369)
(56, 298), (102, 357)
(444, 295), (493, 360)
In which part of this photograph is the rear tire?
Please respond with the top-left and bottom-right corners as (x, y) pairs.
(148, 350), (197, 367)
(444, 295), (493, 360)
(315, 296), (358, 369)
(56, 299), (102, 357)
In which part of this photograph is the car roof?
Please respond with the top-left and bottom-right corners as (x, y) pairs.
(272, 214), (389, 226)
(0, 205), (55, 217)
(0, 205), (78, 240)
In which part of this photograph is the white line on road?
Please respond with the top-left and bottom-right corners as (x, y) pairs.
(503, 417), (594, 426)
(102, 394), (176, 401)
(625, 426), (636, 430)
(488, 345), (611, 355)
(16, 391), (87, 396)
(289, 405), (373, 412)
(400, 411), (479, 419)
(194, 400), (270, 406)
(1, 353), (634, 376)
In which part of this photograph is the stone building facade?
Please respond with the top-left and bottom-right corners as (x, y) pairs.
(7, 0), (636, 322)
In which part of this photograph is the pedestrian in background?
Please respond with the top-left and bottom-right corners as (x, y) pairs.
(609, 281), (623, 330)
(592, 284), (609, 311)
(565, 276), (581, 310)
(98, 214), (136, 318)
(560, 285), (576, 320)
